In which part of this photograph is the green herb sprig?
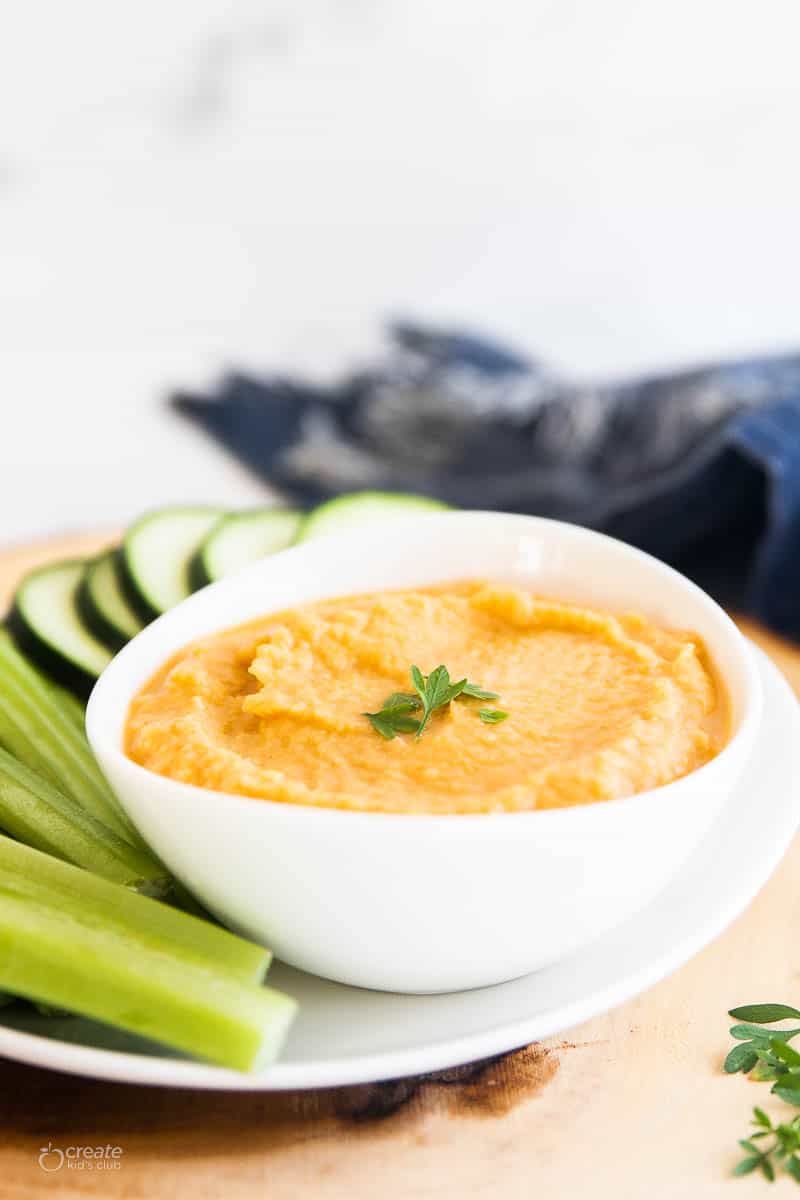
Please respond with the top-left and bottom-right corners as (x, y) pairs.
(363, 665), (505, 741)
(734, 1109), (800, 1183)
(725, 1003), (800, 1182)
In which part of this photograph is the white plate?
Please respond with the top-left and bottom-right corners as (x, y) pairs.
(1, 645), (797, 1090)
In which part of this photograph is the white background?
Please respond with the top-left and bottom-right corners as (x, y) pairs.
(1, 0), (799, 540)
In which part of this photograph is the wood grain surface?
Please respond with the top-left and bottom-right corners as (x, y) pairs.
(1, 533), (798, 1200)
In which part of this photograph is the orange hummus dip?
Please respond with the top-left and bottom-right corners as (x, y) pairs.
(125, 583), (729, 814)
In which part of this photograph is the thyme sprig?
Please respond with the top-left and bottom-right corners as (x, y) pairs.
(726, 1004), (800, 1183)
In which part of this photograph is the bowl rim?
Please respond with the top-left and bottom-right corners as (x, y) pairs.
(86, 510), (763, 829)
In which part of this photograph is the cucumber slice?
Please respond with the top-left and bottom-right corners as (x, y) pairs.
(77, 551), (143, 651)
(119, 506), (225, 622)
(296, 491), (449, 542)
(7, 560), (112, 697)
(190, 508), (303, 588)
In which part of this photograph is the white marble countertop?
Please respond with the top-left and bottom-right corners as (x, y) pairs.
(2, 0), (799, 541)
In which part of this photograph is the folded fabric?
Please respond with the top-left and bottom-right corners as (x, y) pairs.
(173, 322), (800, 639)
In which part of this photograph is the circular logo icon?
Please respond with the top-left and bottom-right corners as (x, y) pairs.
(38, 1143), (64, 1172)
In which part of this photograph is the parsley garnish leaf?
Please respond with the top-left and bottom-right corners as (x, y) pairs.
(382, 692), (421, 712)
(461, 682), (501, 701)
(362, 709), (421, 739)
(364, 666), (508, 741)
(411, 664), (453, 739)
(479, 708), (508, 724)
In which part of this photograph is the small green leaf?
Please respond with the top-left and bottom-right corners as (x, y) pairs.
(724, 1043), (759, 1074)
(772, 1085), (800, 1108)
(461, 682), (501, 700)
(443, 679), (468, 704)
(381, 692), (421, 712)
(410, 664), (438, 740)
(479, 708), (509, 724)
(786, 1156), (800, 1182)
(772, 1073), (800, 1093)
(364, 712), (398, 740)
(739, 1139), (760, 1154)
(733, 1156), (762, 1176)
(777, 1126), (800, 1154)
(363, 709), (421, 739)
(751, 1060), (784, 1082)
(761, 1157), (776, 1181)
(757, 1050), (788, 1071)
(391, 714), (422, 734)
(425, 666), (451, 705)
(731, 1023), (800, 1043)
(753, 1107), (773, 1129)
(410, 665), (471, 739)
(730, 1024), (766, 1041)
(729, 1004), (800, 1024)
(771, 1040), (800, 1067)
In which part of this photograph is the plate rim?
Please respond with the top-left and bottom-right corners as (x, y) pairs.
(0, 643), (797, 1090)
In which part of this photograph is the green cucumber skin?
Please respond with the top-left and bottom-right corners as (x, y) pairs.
(118, 506), (226, 622)
(76, 559), (133, 653)
(189, 509), (303, 589)
(5, 605), (98, 699)
(295, 492), (449, 543)
(114, 544), (160, 625)
(7, 560), (115, 698)
(76, 576), (128, 652)
(188, 546), (215, 591)
(188, 510), (229, 590)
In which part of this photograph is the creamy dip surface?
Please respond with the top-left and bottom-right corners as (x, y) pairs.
(125, 582), (730, 814)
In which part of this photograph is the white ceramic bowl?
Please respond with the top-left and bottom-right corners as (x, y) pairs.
(87, 513), (762, 993)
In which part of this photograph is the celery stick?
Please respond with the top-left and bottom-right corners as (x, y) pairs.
(0, 835), (270, 985)
(0, 631), (137, 843)
(0, 637), (199, 913)
(0, 746), (169, 894)
(0, 889), (296, 1070)
(45, 679), (86, 731)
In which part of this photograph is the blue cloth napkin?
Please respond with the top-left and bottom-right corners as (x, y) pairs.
(173, 322), (800, 639)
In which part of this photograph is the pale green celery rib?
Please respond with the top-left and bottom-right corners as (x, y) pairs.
(0, 835), (271, 986)
(0, 746), (169, 893)
(45, 679), (87, 731)
(0, 631), (138, 844)
(0, 889), (296, 1071)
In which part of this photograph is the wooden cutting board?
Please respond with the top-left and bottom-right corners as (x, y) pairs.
(0, 532), (798, 1200)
